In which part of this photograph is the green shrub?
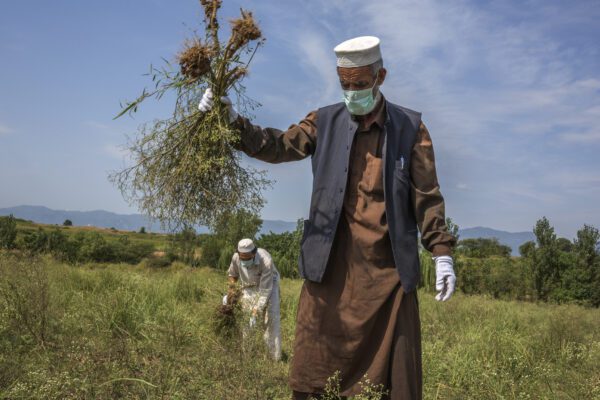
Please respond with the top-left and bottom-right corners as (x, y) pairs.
(456, 257), (531, 300)
(20, 227), (50, 254)
(115, 239), (155, 264)
(456, 237), (512, 258)
(0, 214), (17, 249)
(78, 232), (115, 263)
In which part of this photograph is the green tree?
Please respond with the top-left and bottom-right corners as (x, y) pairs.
(457, 238), (512, 258)
(256, 219), (304, 279)
(531, 217), (560, 301)
(213, 209), (263, 247)
(556, 237), (573, 252)
(139, 227), (147, 234)
(0, 214), (17, 249)
(557, 224), (600, 306)
(446, 217), (460, 242)
(519, 241), (536, 258)
(63, 219), (73, 227)
(199, 209), (263, 269)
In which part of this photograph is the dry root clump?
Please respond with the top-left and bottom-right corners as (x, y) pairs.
(229, 10), (262, 52)
(177, 39), (212, 80)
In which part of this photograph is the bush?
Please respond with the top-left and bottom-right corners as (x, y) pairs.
(456, 257), (531, 300)
(20, 228), (50, 254)
(456, 237), (512, 258)
(0, 214), (17, 249)
(78, 232), (115, 263)
(113, 236), (155, 264)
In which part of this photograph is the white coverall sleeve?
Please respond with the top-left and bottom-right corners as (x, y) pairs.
(256, 250), (275, 311)
(227, 254), (239, 278)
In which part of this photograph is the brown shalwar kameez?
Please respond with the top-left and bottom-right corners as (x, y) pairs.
(234, 96), (455, 400)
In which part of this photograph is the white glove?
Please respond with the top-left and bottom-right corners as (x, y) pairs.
(433, 255), (456, 302)
(198, 88), (238, 123)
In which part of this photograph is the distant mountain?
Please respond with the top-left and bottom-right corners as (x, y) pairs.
(0, 205), (297, 235)
(458, 226), (535, 256)
(0, 206), (533, 253)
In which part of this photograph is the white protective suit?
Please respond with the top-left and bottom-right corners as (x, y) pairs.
(225, 248), (281, 361)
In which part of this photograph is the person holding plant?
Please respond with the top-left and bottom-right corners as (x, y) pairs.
(224, 238), (282, 361)
(201, 36), (456, 400)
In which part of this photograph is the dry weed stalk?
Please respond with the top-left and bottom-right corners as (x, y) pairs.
(111, 1), (269, 230)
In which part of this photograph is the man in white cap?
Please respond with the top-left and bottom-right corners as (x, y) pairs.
(201, 36), (456, 399)
(226, 238), (281, 361)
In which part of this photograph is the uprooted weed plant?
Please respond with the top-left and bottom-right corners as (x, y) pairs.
(111, 0), (270, 231)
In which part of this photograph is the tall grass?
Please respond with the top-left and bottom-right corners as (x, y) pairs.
(0, 254), (598, 399)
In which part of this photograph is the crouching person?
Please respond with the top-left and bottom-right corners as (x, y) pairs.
(225, 238), (281, 361)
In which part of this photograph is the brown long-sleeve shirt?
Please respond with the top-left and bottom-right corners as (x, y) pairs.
(233, 99), (456, 256)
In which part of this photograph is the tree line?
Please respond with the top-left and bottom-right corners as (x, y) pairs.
(0, 215), (155, 264)
(418, 217), (599, 307)
(2, 213), (598, 307)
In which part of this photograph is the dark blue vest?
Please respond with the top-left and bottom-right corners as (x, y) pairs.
(298, 100), (423, 293)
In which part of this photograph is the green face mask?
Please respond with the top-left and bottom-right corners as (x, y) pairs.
(240, 258), (254, 268)
(343, 80), (378, 115)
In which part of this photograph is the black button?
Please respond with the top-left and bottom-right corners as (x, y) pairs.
(339, 188), (343, 193)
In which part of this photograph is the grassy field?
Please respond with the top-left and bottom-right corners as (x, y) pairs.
(13, 218), (170, 251)
(0, 254), (599, 399)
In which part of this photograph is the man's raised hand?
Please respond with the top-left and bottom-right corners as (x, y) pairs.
(198, 88), (238, 123)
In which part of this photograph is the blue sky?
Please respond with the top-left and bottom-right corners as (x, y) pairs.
(1, 0), (599, 239)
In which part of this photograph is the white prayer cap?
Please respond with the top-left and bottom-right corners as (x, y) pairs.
(237, 238), (256, 253)
(334, 36), (382, 68)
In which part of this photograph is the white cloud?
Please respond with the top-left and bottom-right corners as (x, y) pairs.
(0, 124), (13, 135)
(103, 143), (129, 160)
(84, 120), (121, 136)
(295, 32), (339, 104)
